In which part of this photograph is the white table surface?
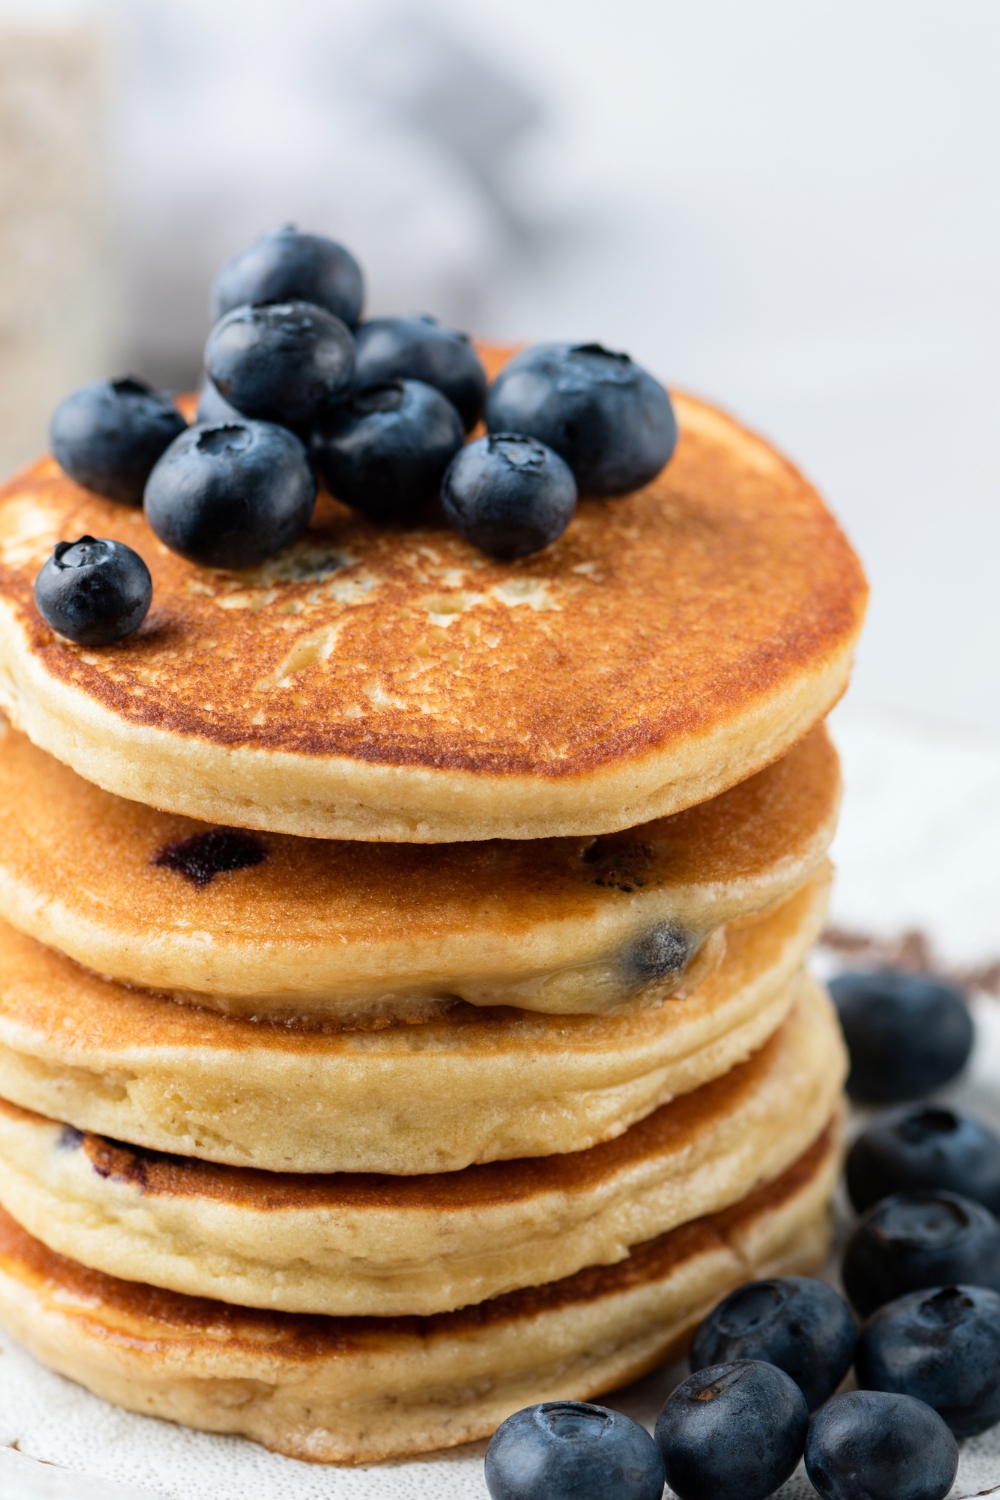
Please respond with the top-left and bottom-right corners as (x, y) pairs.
(1, 703), (999, 1499)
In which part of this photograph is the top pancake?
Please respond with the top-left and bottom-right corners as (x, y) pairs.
(0, 353), (866, 840)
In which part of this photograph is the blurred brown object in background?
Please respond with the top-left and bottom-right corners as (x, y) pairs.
(0, 6), (119, 475)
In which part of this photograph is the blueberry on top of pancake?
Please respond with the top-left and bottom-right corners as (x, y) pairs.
(0, 348), (866, 842)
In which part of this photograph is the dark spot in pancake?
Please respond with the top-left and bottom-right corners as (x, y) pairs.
(153, 829), (267, 886)
(57, 1125), (85, 1150)
(580, 838), (657, 893)
(622, 921), (694, 984)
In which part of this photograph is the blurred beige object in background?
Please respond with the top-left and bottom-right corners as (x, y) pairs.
(0, 0), (118, 475)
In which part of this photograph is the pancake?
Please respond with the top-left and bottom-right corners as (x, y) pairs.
(0, 718), (839, 1019)
(0, 357), (866, 842)
(0, 980), (843, 1316)
(0, 873), (828, 1173)
(0, 1122), (839, 1463)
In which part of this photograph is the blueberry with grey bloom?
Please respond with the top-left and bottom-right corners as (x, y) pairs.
(313, 379), (464, 525)
(857, 1283), (1000, 1437)
(442, 433), (577, 558)
(34, 536), (152, 646)
(205, 301), (355, 432)
(690, 1276), (856, 1410)
(144, 421), (315, 570)
(485, 342), (677, 496)
(805, 1390), (958, 1500)
(622, 922), (693, 984)
(847, 1103), (1000, 1215)
(50, 378), (187, 505)
(842, 1189), (1000, 1317)
(654, 1359), (808, 1500)
(830, 969), (973, 1104)
(211, 225), (364, 328)
(355, 315), (486, 430)
(485, 1402), (663, 1500)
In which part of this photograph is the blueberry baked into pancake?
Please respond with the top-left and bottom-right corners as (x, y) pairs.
(0, 225), (865, 1462)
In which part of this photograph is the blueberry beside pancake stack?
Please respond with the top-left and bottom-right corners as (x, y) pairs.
(0, 231), (866, 1463)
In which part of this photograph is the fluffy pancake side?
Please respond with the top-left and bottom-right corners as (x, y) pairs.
(0, 872), (828, 1173)
(0, 1122), (839, 1463)
(0, 382), (866, 841)
(0, 979), (843, 1315)
(0, 718), (839, 1016)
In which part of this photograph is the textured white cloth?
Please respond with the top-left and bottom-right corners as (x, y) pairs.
(1, 703), (999, 1498)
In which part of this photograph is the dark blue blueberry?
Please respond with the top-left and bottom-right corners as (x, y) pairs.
(805, 1390), (958, 1500)
(204, 301), (355, 432)
(847, 1104), (1000, 1215)
(485, 1402), (662, 1500)
(313, 380), (464, 525)
(441, 434), (576, 558)
(50, 378), (187, 506)
(195, 378), (242, 426)
(690, 1276), (856, 1411)
(354, 315), (486, 431)
(484, 342), (677, 497)
(34, 536), (152, 646)
(211, 225), (364, 329)
(842, 1190), (1000, 1317)
(857, 1283), (1000, 1438)
(153, 830), (268, 887)
(144, 421), (315, 570)
(622, 923), (693, 984)
(829, 969), (973, 1104)
(654, 1359), (807, 1500)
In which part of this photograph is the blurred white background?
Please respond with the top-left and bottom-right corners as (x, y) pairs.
(1, 0), (998, 737)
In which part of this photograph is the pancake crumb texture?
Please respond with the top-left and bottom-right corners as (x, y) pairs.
(0, 1124), (839, 1463)
(0, 874), (829, 1173)
(0, 392), (866, 841)
(0, 719), (839, 1016)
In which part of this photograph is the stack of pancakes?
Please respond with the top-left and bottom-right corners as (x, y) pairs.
(0, 358), (866, 1463)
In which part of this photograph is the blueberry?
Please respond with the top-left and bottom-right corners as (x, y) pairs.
(847, 1104), (1000, 1215)
(622, 922), (695, 985)
(313, 380), (464, 525)
(50, 378), (187, 506)
(690, 1277), (856, 1411)
(484, 342), (677, 497)
(204, 301), (355, 433)
(485, 1402), (663, 1500)
(654, 1360), (808, 1500)
(829, 969), (973, 1104)
(441, 434), (576, 558)
(144, 421), (315, 569)
(355, 315), (486, 430)
(805, 1390), (958, 1500)
(34, 536), (152, 645)
(857, 1283), (1000, 1437)
(195, 378), (242, 426)
(211, 225), (364, 329)
(842, 1190), (1000, 1317)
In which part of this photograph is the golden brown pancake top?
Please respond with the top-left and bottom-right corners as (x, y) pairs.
(0, 361), (865, 781)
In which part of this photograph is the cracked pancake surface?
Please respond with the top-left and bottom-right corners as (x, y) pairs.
(0, 350), (866, 841)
